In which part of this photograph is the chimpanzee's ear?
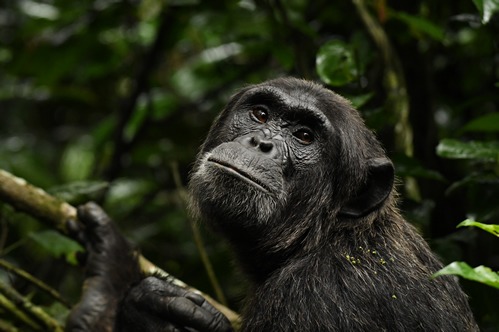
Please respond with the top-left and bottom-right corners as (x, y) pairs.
(339, 158), (394, 218)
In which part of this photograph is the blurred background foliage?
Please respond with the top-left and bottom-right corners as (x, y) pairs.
(0, 0), (498, 330)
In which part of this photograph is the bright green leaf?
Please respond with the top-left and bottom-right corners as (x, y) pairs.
(433, 261), (499, 289)
(19, 0), (59, 20)
(462, 113), (499, 132)
(482, 0), (499, 23)
(472, 0), (499, 24)
(29, 230), (84, 265)
(458, 219), (499, 237)
(436, 139), (499, 161)
(316, 40), (358, 87)
(60, 137), (95, 182)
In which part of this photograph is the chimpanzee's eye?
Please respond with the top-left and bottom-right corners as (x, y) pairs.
(293, 129), (314, 144)
(251, 108), (268, 124)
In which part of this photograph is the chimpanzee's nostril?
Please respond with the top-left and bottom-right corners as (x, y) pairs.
(250, 136), (273, 153)
(259, 140), (273, 153)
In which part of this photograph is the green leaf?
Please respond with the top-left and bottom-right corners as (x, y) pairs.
(60, 137), (95, 182)
(462, 113), (499, 132)
(125, 101), (149, 142)
(473, 0), (484, 16)
(436, 139), (499, 161)
(472, 0), (499, 24)
(29, 230), (84, 265)
(433, 261), (499, 289)
(316, 40), (358, 87)
(105, 178), (155, 216)
(348, 92), (374, 109)
(393, 154), (446, 181)
(458, 219), (499, 237)
(391, 12), (444, 41)
(445, 172), (499, 195)
(48, 180), (109, 205)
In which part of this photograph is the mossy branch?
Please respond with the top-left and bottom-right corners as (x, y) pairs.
(0, 281), (62, 331)
(0, 169), (241, 329)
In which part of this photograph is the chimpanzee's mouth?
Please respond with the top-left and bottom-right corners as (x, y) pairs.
(207, 157), (271, 193)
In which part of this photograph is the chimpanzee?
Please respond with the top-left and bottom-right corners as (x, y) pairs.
(66, 77), (478, 331)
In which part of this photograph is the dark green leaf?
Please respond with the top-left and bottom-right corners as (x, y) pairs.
(393, 154), (446, 181)
(29, 230), (83, 265)
(391, 12), (445, 41)
(462, 113), (499, 132)
(348, 92), (374, 109)
(316, 40), (358, 86)
(125, 102), (150, 142)
(473, 0), (484, 16)
(445, 172), (499, 195)
(49, 180), (109, 205)
(434, 261), (499, 289)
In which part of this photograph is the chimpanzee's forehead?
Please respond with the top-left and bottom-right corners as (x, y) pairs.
(242, 85), (332, 127)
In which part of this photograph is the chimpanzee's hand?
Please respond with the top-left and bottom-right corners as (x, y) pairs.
(115, 276), (233, 332)
(65, 202), (142, 332)
(65, 202), (233, 332)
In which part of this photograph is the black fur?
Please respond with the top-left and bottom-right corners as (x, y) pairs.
(188, 77), (478, 331)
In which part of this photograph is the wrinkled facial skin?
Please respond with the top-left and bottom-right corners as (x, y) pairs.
(189, 80), (331, 234)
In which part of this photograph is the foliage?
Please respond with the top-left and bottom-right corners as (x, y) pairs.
(316, 40), (358, 86)
(437, 139), (499, 161)
(472, 0), (499, 23)
(0, 0), (498, 330)
(434, 220), (499, 289)
(434, 262), (499, 289)
(458, 219), (499, 237)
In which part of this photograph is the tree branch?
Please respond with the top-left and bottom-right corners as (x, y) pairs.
(352, 0), (420, 201)
(171, 162), (228, 307)
(105, 8), (175, 180)
(0, 169), (241, 328)
(0, 281), (62, 331)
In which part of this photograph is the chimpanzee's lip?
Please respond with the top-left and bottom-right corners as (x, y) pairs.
(207, 157), (271, 193)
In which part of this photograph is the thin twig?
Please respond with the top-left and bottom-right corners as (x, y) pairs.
(0, 259), (71, 308)
(170, 162), (228, 307)
(0, 281), (62, 331)
(105, 7), (175, 180)
(0, 293), (40, 331)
